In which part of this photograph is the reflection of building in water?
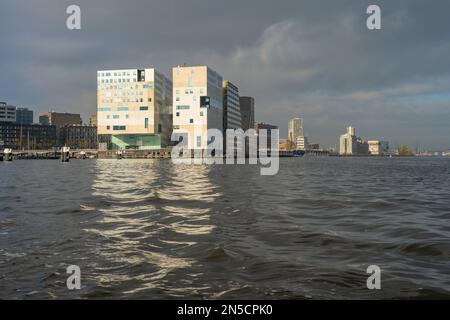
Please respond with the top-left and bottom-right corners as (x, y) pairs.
(89, 160), (219, 294)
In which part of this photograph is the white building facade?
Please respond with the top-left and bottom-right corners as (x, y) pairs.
(172, 66), (223, 149)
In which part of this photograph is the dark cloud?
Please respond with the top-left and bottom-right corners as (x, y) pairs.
(1, 0), (449, 149)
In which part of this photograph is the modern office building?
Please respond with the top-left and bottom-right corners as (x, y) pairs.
(0, 122), (56, 150)
(97, 68), (172, 150)
(288, 118), (304, 143)
(61, 124), (98, 150)
(172, 65), (223, 149)
(0, 102), (17, 122)
(368, 140), (389, 156)
(222, 80), (242, 130)
(339, 126), (358, 155)
(15, 107), (34, 125)
(239, 96), (255, 132)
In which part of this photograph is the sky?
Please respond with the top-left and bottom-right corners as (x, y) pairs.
(1, 0), (449, 150)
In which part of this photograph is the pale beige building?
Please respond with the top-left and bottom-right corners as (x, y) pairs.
(368, 140), (389, 156)
(97, 68), (172, 150)
(296, 135), (308, 151)
(339, 126), (357, 155)
(172, 66), (223, 149)
(288, 118), (303, 143)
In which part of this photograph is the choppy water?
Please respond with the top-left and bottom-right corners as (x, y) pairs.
(1, 157), (450, 299)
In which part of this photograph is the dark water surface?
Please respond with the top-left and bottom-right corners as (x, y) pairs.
(1, 157), (449, 299)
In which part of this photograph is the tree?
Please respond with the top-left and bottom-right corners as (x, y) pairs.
(397, 145), (415, 156)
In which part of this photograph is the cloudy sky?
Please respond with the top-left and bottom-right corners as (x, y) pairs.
(1, 0), (449, 150)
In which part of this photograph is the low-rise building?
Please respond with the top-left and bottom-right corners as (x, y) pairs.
(89, 113), (97, 126)
(368, 140), (390, 156)
(296, 136), (308, 151)
(60, 124), (98, 149)
(16, 107), (34, 125)
(255, 122), (278, 151)
(0, 102), (16, 122)
(0, 122), (56, 150)
(39, 112), (82, 146)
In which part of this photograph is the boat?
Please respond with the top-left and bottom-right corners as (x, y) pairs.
(3, 148), (13, 161)
(293, 150), (305, 157)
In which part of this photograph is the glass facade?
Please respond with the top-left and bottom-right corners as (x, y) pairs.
(111, 134), (161, 150)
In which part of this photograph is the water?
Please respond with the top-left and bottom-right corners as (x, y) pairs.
(1, 157), (450, 299)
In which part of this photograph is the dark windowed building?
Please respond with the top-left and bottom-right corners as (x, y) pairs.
(239, 97), (255, 132)
(0, 122), (56, 150)
(16, 107), (34, 125)
(60, 124), (97, 150)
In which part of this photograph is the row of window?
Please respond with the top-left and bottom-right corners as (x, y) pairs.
(174, 88), (205, 95)
(175, 112), (204, 117)
(101, 91), (147, 97)
(98, 71), (137, 77)
(99, 78), (137, 84)
(106, 114), (130, 120)
(100, 98), (148, 103)
(98, 106), (149, 112)
(105, 118), (150, 131)
(98, 84), (143, 90)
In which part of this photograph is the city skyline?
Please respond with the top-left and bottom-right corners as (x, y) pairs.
(1, 0), (450, 149)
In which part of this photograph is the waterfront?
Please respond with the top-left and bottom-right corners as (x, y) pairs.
(1, 157), (450, 299)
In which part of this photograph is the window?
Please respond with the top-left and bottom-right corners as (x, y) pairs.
(107, 126), (110, 130)
(200, 112), (204, 116)
(176, 105), (190, 110)
(148, 98), (152, 102)
(117, 107), (129, 111)
(190, 119), (194, 124)
(144, 118), (149, 129)
(113, 115), (119, 119)
(176, 112), (180, 117)
(126, 114), (129, 119)
(113, 125), (126, 131)
(98, 107), (112, 111)
(140, 106), (148, 111)
(176, 90), (180, 94)
(197, 136), (201, 148)
(176, 97), (180, 101)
